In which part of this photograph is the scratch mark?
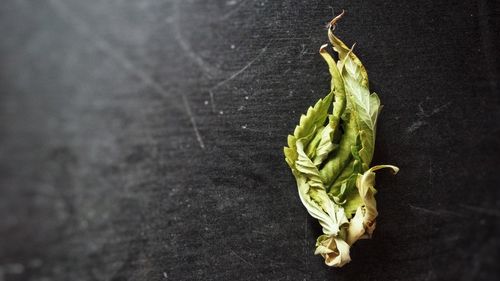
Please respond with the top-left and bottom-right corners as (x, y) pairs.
(408, 204), (465, 217)
(229, 248), (255, 268)
(299, 43), (309, 58)
(407, 101), (451, 133)
(213, 43), (269, 90)
(208, 90), (216, 113)
(406, 120), (426, 133)
(171, 2), (222, 78)
(460, 204), (500, 218)
(48, 0), (174, 100)
(208, 43), (269, 111)
(182, 94), (205, 149)
(217, 0), (249, 22)
(48, 0), (205, 149)
(418, 101), (452, 118)
(429, 102), (451, 116)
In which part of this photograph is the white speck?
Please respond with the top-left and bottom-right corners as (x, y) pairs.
(287, 60), (291, 63)
(204, 227), (209, 231)
(238, 105), (245, 111)
(204, 100), (209, 105)
(230, 44), (236, 49)
(219, 110), (224, 115)
(163, 272), (168, 279)
(244, 96), (249, 100)
(242, 124), (247, 129)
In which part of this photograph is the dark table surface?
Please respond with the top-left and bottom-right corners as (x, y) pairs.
(1, 0), (499, 280)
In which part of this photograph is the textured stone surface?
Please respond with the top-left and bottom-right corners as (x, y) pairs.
(0, 0), (499, 280)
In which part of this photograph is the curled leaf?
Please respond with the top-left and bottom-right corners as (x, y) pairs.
(283, 12), (398, 267)
(347, 165), (399, 244)
(315, 235), (351, 267)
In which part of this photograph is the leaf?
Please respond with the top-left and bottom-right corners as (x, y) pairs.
(315, 234), (351, 267)
(331, 135), (364, 218)
(332, 43), (380, 167)
(327, 23), (381, 166)
(327, 24), (368, 88)
(343, 71), (381, 166)
(313, 45), (347, 166)
(306, 127), (325, 158)
(346, 165), (399, 245)
(295, 141), (347, 236)
(319, 113), (358, 186)
(284, 91), (333, 168)
(283, 12), (399, 268)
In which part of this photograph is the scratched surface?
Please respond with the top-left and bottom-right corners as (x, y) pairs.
(0, 0), (499, 280)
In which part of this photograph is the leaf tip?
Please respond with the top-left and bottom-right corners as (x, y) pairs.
(327, 10), (346, 31)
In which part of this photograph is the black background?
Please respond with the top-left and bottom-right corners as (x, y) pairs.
(1, 0), (499, 280)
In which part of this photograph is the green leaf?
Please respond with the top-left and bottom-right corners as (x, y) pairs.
(295, 140), (347, 236)
(342, 66), (381, 166)
(319, 113), (358, 186)
(328, 28), (369, 88)
(283, 12), (398, 267)
(313, 45), (347, 166)
(284, 91), (333, 168)
(328, 30), (380, 166)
